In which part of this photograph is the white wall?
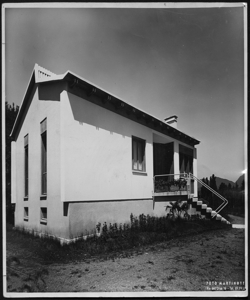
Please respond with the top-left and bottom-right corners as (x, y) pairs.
(193, 147), (198, 197)
(11, 141), (16, 204)
(12, 84), (69, 238)
(60, 91), (154, 202)
(12, 79), (199, 239)
(68, 200), (153, 238)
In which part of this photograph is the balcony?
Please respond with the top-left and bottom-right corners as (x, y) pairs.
(153, 173), (190, 198)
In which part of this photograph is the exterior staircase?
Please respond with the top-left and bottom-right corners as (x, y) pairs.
(153, 172), (231, 225)
(187, 197), (231, 225)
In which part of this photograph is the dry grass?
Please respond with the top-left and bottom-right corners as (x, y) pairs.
(6, 215), (236, 293)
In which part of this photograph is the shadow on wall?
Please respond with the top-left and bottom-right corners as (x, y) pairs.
(67, 91), (146, 140)
(38, 81), (67, 102)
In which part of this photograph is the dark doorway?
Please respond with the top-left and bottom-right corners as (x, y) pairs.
(153, 142), (174, 176)
(179, 144), (193, 174)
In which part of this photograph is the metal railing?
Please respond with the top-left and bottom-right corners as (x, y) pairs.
(153, 173), (189, 193)
(153, 172), (228, 217)
(188, 173), (228, 217)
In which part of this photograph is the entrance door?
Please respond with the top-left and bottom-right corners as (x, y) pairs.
(153, 142), (174, 176)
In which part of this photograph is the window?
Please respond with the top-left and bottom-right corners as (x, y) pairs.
(41, 119), (47, 195)
(24, 135), (29, 197)
(40, 207), (47, 224)
(179, 144), (193, 174)
(24, 207), (29, 221)
(132, 136), (146, 172)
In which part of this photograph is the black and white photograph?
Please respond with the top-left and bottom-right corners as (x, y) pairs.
(2, 2), (247, 297)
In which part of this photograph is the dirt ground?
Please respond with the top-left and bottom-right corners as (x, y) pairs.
(6, 215), (245, 293)
(228, 214), (245, 224)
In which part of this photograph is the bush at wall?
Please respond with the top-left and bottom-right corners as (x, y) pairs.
(8, 213), (231, 264)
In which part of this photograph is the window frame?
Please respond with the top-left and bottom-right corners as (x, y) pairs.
(24, 134), (29, 198)
(41, 119), (47, 196)
(24, 207), (29, 221)
(40, 207), (47, 224)
(179, 144), (194, 174)
(132, 136), (146, 172)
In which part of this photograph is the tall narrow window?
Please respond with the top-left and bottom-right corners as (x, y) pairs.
(24, 207), (29, 221)
(40, 207), (47, 224)
(41, 119), (47, 195)
(132, 136), (146, 172)
(24, 135), (29, 197)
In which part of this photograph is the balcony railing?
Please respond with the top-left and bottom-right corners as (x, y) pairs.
(153, 173), (228, 217)
(153, 173), (189, 194)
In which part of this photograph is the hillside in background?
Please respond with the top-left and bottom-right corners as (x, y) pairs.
(235, 174), (245, 188)
(216, 177), (235, 189)
(198, 174), (245, 191)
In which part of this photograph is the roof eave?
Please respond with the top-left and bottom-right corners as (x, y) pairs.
(64, 72), (200, 146)
(10, 71), (36, 140)
(10, 67), (200, 146)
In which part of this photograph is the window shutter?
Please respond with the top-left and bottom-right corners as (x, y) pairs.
(40, 118), (47, 134)
(24, 134), (28, 146)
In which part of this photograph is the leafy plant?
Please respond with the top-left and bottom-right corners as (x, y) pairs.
(165, 200), (190, 220)
(155, 178), (187, 192)
(96, 222), (101, 234)
(8, 212), (231, 266)
(102, 222), (108, 235)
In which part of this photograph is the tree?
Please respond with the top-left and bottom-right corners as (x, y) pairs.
(201, 177), (210, 199)
(210, 174), (217, 191)
(219, 182), (227, 193)
(241, 179), (245, 191)
(6, 102), (19, 224)
(209, 174), (219, 208)
(199, 173), (244, 216)
(200, 178), (206, 198)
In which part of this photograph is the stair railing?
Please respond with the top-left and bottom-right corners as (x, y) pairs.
(188, 173), (228, 217)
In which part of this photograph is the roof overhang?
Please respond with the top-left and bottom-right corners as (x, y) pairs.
(62, 72), (200, 146)
(10, 65), (200, 146)
(10, 71), (36, 140)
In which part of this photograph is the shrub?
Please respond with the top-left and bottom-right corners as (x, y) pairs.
(8, 213), (231, 264)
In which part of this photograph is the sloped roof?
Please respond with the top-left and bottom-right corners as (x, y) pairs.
(10, 64), (200, 146)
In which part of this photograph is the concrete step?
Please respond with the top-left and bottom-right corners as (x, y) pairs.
(188, 198), (231, 225)
(205, 207), (212, 218)
(216, 214), (222, 221)
(191, 199), (198, 208)
(201, 204), (207, 215)
(196, 201), (203, 212)
(211, 210), (217, 218)
(206, 207), (212, 213)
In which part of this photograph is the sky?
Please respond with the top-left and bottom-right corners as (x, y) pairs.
(4, 3), (246, 182)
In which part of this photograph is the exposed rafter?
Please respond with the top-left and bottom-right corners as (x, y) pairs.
(87, 86), (97, 96)
(10, 64), (200, 147)
(69, 78), (79, 89)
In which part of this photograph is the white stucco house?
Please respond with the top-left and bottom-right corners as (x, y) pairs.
(11, 64), (202, 242)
